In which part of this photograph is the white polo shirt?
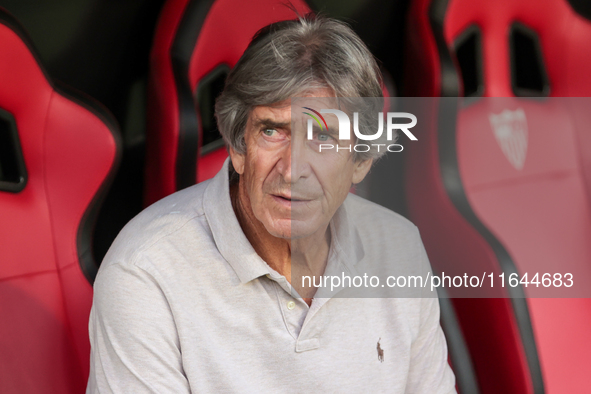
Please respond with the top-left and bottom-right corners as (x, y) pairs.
(87, 159), (456, 393)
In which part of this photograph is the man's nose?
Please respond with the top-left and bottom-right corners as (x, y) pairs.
(278, 137), (309, 184)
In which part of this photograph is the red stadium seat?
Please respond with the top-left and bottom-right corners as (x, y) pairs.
(403, 0), (591, 393)
(0, 9), (121, 394)
(145, 0), (311, 205)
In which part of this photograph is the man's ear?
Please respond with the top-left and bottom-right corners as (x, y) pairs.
(228, 146), (245, 175)
(352, 158), (373, 184)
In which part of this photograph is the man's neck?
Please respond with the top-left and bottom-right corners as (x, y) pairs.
(230, 179), (330, 300)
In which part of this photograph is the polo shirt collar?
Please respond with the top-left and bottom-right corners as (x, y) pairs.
(203, 159), (271, 283)
(203, 158), (364, 284)
(328, 201), (364, 276)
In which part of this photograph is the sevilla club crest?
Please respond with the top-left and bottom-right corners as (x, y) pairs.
(488, 108), (528, 170)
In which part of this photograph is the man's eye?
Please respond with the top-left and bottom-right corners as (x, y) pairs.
(317, 134), (330, 141)
(263, 129), (277, 137)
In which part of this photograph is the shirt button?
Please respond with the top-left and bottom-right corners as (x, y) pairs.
(287, 301), (296, 310)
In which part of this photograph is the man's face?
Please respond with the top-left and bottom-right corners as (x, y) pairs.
(229, 88), (372, 239)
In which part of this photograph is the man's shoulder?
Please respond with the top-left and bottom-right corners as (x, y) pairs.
(344, 193), (419, 238)
(343, 193), (425, 265)
(99, 180), (213, 271)
(343, 194), (431, 298)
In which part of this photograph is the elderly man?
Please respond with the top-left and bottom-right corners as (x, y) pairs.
(87, 14), (456, 393)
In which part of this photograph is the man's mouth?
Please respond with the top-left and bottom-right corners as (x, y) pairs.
(272, 194), (310, 203)
(277, 196), (301, 202)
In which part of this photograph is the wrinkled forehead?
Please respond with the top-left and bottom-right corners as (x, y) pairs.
(250, 102), (291, 125)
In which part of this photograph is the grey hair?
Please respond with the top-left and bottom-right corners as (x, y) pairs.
(214, 13), (388, 161)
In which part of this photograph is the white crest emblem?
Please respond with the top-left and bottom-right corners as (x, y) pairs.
(488, 108), (528, 170)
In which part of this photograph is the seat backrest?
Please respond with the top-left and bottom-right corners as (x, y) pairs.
(0, 9), (121, 393)
(145, 0), (311, 205)
(403, 0), (591, 393)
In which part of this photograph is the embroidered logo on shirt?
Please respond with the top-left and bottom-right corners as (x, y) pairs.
(377, 338), (384, 363)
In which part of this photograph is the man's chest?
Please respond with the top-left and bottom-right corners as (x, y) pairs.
(165, 277), (420, 392)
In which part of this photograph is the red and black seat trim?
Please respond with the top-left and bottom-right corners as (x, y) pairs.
(508, 22), (550, 97)
(169, 0), (216, 190)
(453, 24), (484, 99)
(194, 64), (229, 154)
(58, 84), (122, 283)
(0, 7), (122, 283)
(0, 107), (26, 193)
(404, 0), (546, 392)
(430, 1), (544, 391)
(566, 0), (591, 20)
